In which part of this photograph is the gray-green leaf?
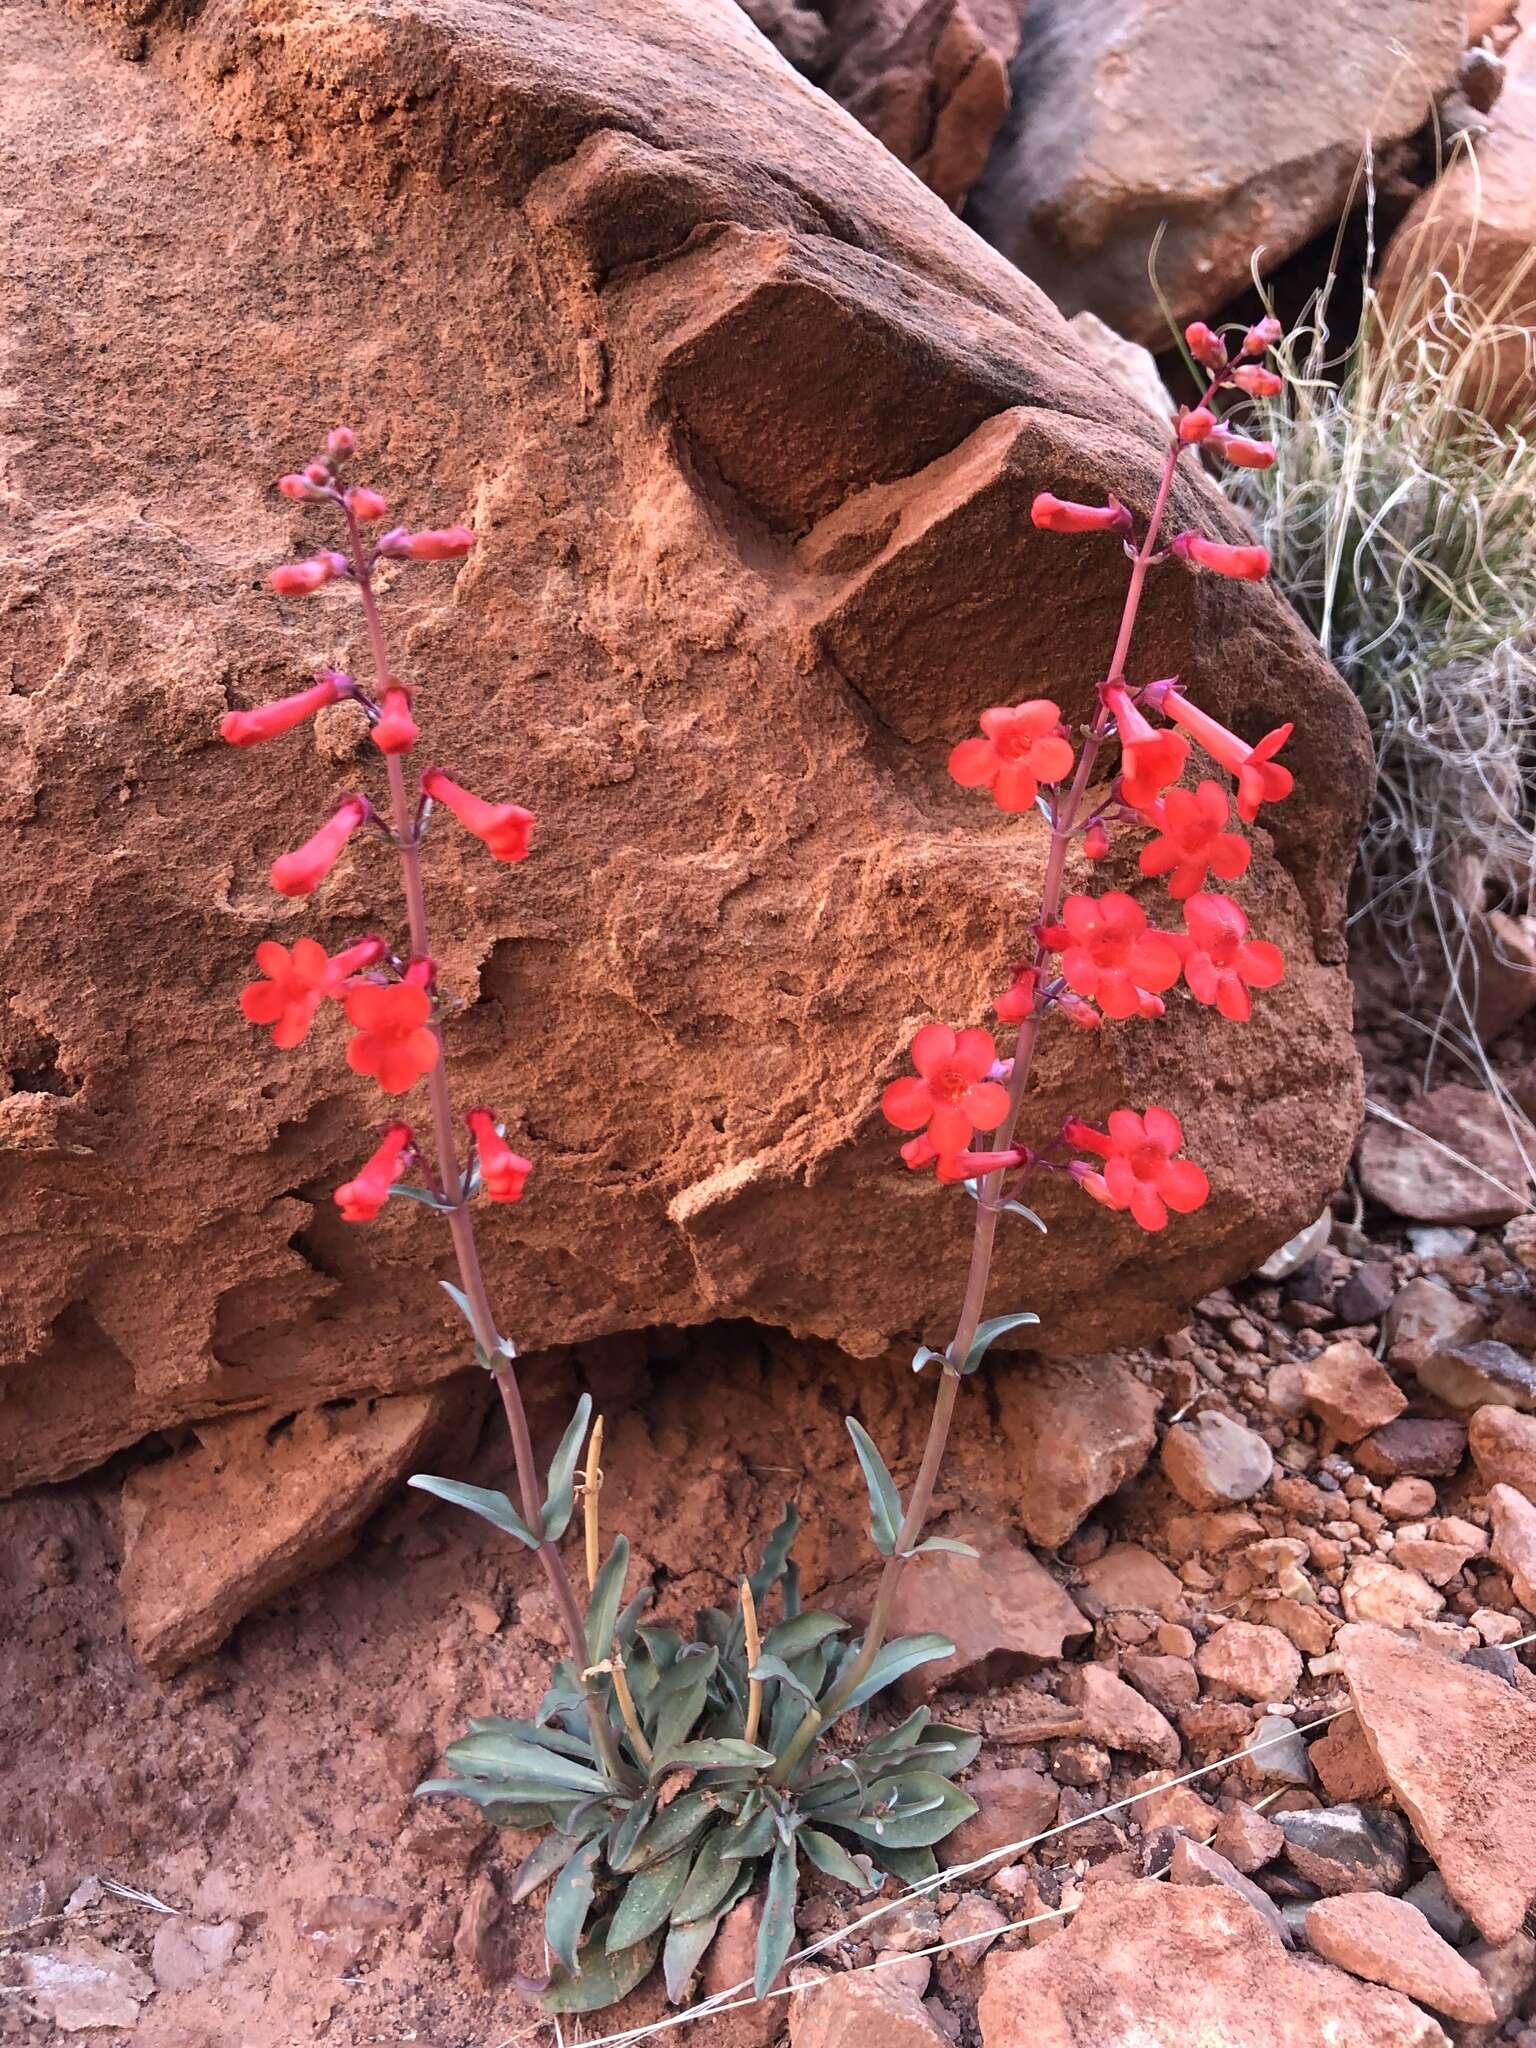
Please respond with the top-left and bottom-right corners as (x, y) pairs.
(605, 1846), (693, 1953)
(539, 1920), (660, 2013)
(957, 1311), (1040, 1374)
(541, 1393), (592, 1544)
(754, 1835), (799, 1996)
(544, 1835), (604, 1975)
(799, 1828), (876, 1890)
(759, 1611), (849, 1663)
(845, 1418), (903, 1557)
(407, 1474), (539, 1549)
(584, 1536), (630, 1665)
(832, 1633), (954, 1716)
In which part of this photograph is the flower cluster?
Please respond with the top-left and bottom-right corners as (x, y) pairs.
(885, 316), (1297, 1231)
(224, 426), (538, 1225)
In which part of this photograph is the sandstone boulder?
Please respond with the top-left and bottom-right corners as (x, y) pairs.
(1, 0), (1370, 1496)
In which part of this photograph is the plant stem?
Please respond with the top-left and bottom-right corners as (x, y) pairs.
(774, 426), (1190, 1784)
(342, 505), (627, 1788)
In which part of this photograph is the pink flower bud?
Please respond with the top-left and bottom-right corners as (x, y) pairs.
(1213, 433), (1276, 470)
(371, 687), (419, 756)
(326, 426), (357, 456)
(401, 525), (476, 561)
(220, 672), (343, 747)
(1030, 493), (1133, 537)
(1231, 365), (1283, 398)
(1135, 989), (1166, 1020)
(347, 486), (389, 522)
(270, 796), (369, 897)
(304, 461), (330, 485)
(1185, 322), (1229, 372)
(1177, 407), (1217, 444)
(1243, 316), (1283, 356)
(1169, 532), (1271, 581)
(1058, 995), (1102, 1030)
(993, 968), (1038, 1023)
(269, 553), (344, 596)
(900, 1134), (938, 1172)
(278, 472), (320, 501)
(1084, 821), (1111, 861)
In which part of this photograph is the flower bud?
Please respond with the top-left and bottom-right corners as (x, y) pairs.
(347, 486), (389, 522)
(371, 687), (419, 756)
(993, 968), (1038, 1023)
(278, 472), (320, 501)
(326, 426), (357, 456)
(1169, 531), (1271, 581)
(1030, 492), (1133, 537)
(900, 1134), (938, 1172)
(1058, 995), (1102, 1030)
(1231, 364), (1283, 398)
(401, 525), (476, 560)
(1185, 322), (1229, 371)
(1213, 432), (1277, 470)
(1243, 316), (1283, 355)
(467, 1110), (533, 1202)
(1084, 820), (1111, 861)
(304, 461), (330, 485)
(420, 766), (534, 861)
(221, 672), (343, 747)
(334, 1122), (413, 1224)
(270, 796), (369, 897)
(1177, 407), (1217, 444)
(269, 552), (344, 596)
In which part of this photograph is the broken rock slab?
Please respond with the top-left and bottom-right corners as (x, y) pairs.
(1339, 1622), (1536, 1943)
(1488, 1482), (1536, 1611)
(1306, 1893), (1497, 2025)
(885, 1514), (1089, 1700)
(993, 1356), (1160, 1549)
(120, 1378), (482, 1671)
(1357, 1087), (1531, 1226)
(975, 1878), (1450, 2047)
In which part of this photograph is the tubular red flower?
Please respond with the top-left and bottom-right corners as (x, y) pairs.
(1030, 492), (1133, 537)
(1212, 431), (1277, 471)
(401, 525), (476, 560)
(1103, 683), (1189, 808)
(347, 486), (389, 522)
(221, 673), (343, 748)
(1138, 780), (1252, 900)
(270, 797), (368, 897)
(934, 1146), (1026, 1184)
(372, 687), (419, 756)
(881, 1023), (1012, 1157)
(1048, 891), (1182, 1021)
(467, 1109), (533, 1203)
(1169, 532), (1271, 581)
(334, 1122), (413, 1224)
(1067, 1105), (1209, 1232)
(993, 967), (1038, 1023)
(1185, 322), (1228, 371)
(1177, 891), (1286, 1021)
(1057, 995), (1102, 1030)
(1231, 365), (1283, 398)
(240, 938), (334, 1048)
(1154, 686), (1295, 822)
(1083, 820), (1111, 861)
(948, 699), (1075, 813)
(327, 936), (388, 983)
(344, 977), (440, 1095)
(1177, 407), (1217, 444)
(420, 767), (536, 861)
(269, 552), (345, 596)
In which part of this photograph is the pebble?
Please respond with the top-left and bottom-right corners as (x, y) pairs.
(1354, 1417), (1468, 1478)
(1161, 1411), (1275, 1509)
(1277, 1802), (1411, 1895)
(1418, 1339), (1536, 1414)
(1380, 1477), (1437, 1518)
(1195, 1621), (1302, 1703)
(1470, 1406), (1536, 1500)
(1340, 1556), (1446, 1629)
(1488, 1484), (1536, 1610)
(1169, 1834), (1294, 1946)
(1211, 1801), (1285, 1874)
(1243, 1714), (1313, 1787)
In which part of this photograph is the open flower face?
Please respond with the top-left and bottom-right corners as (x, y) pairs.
(1051, 893), (1182, 1021)
(344, 980), (440, 1095)
(948, 700), (1075, 813)
(1138, 781), (1251, 900)
(1068, 1106), (1210, 1232)
(881, 1023), (1012, 1157)
(1179, 892), (1286, 1020)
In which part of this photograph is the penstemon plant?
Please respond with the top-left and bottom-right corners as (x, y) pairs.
(226, 314), (1297, 2017)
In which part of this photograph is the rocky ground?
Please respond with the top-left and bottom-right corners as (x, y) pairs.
(6, 988), (1536, 2047)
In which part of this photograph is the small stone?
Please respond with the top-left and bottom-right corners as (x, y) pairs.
(934, 1895), (1006, 2002)
(1384, 1278), (1485, 1355)
(790, 1964), (954, 2047)
(1074, 1542), (1185, 1620)
(1196, 1621), (1302, 1703)
(1305, 1893), (1496, 2022)
(452, 1873), (503, 1983)
(1473, 1606), (1523, 1644)
(1341, 1557), (1446, 1629)
(1212, 1801), (1284, 1874)
(1470, 1406), (1536, 1500)
(1355, 1419), (1468, 1479)
(149, 1919), (241, 1992)
(1401, 1870), (1472, 1947)
(1460, 1931), (1536, 2024)
(1335, 1264), (1398, 1326)
(1391, 1538), (1474, 1587)
(937, 1767), (1058, 1870)
(1002, 1358), (1161, 1549)
(1169, 1834), (1294, 1946)
(1067, 1662), (1181, 1766)
(1298, 1339), (1407, 1441)
(1243, 1713), (1313, 1787)
(1488, 1483), (1536, 1610)
(1122, 1652), (1199, 1719)
(1051, 1739), (1110, 1787)
(1257, 1209), (1334, 1282)
(886, 1514), (1090, 1699)
(1505, 1215), (1536, 1274)
(1417, 1340), (1536, 1415)
(18, 1939), (154, 2033)
(1277, 1803), (1411, 1894)
(1409, 1225), (1479, 1258)
(1381, 1478), (1437, 1519)
(1358, 1084), (1531, 1226)
(1309, 1712), (1390, 1803)
(1161, 1411), (1274, 1509)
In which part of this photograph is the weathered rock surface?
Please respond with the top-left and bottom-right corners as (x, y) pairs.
(1, 0), (1370, 1495)
(969, 0), (1464, 342)
(1339, 1623), (1536, 1942)
(1471, 1405), (1536, 1498)
(1488, 1481), (1536, 1609)
(975, 1878), (1450, 2047)
(1358, 1088), (1532, 1226)
(993, 1357), (1160, 1548)
(1196, 1620), (1303, 1703)
(1306, 1893), (1498, 2024)
(791, 1966), (951, 2047)
(1161, 1410), (1275, 1508)
(120, 1380), (480, 1670)
(886, 1515), (1090, 1698)
(1298, 1338), (1408, 1441)
(937, 1766), (1058, 1869)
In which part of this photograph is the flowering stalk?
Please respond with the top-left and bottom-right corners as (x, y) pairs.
(775, 319), (1292, 1782)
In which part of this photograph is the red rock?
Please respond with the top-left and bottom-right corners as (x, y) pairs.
(1309, 1711), (1391, 1803)
(976, 1878), (1449, 2047)
(1306, 1893), (1497, 2024)
(1169, 1834), (1293, 1947)
(937, 1767), (1059, 1870)
(1195, 1621), (1303, 1703)
(1489, 1482), (1536, 1610)
(1355, 1419), (1469, 1479)
(1132, 1776), (1218, 1840)
(1211, 1801), (1285, 1875)
(1381, 1477), (1437, 1518)
(1161, 1412), (1274, 1509)
(1122, 1652), (1199, 1719)
(1358, 1087), (1532, 1227)
(1073, 1541), (1184, 1620)
(1339, 1623), (1536, 1942)
(993, 1361), (1159, 1550)
(0, 0), (1373, 1499)
(887, 1516), (1090, 1699)
(1384, 1277), (1486, 1358)
(1471, 1406), (1536, 1500)
(1297, 1339), (1408, 1442)
(1340, 1557), (1446, 1630)
(1066, 1662), (1181, 1767)
(791, 1967), (951, 2047)
(969, 0), (1463, 343)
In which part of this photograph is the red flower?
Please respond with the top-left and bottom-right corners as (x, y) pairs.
(1066, 1107), (1209, 1232)
(240, 938), (334, 1048)
(1232, 364), (1283, 398)
(372, 687), (419, 756)
(1169, 532), (1271, 582)
(420, 767), (535, 861)
(1083, 820), (1111, 861)
(1177, 892), (1285, 1021)
(881, 1024), (1012, 1157)
(1138, 780), (1251, 900)
(1030, 493), (1132, 536)
(934, 1146), (1025, 1184)
(334, 1123), (414, 1224)
(344, 976), (440, 1094)
(278, 472), (325, 502)
(221, 673), (344, 748)
(1185, 322), (1228, 371)
(327, 426), (357, 456)
(1243, 317), (1283, 355)
(270, 797), (369, 897)
(1211, 430), (1276, 470)
(269, 552), (346, 595)
(402, 525), (476, 560)
(993, 967), (1038, 1023)
(1151, 684), (1294, 823)
(1044, 892), (1181, 1021)
(1177, 407), (1216, 444)
(347, 486), (389, 521)
(948, 700), (1075, 813)
(467, 1110), (533, 1203)
(1103, 683), (1188, 808)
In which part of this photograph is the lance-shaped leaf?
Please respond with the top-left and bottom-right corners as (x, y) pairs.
(605, 1846), (693, 1953)
(508, 1829), (587, 1907)
(584, 1536), (630, 1664)
(829, 1770), (976, 1850)
(544, 1834), (604, 1976)
(747, 1501), (801, 1608)
(663, 1738), (776, 1771)
(662, 1864), (753, 2003)
(748, 1653), (819, 1706)
(439, 1278), (515, 1362)
(956, 1311), (1040, 1375)
(908, 1535), (980, 1560)
(758, 1611), (849, 1662)
(445, 1730), (609, 1793)
(754, 1835), (799, 1997)
(407, 1474), (539, 1549)
(541, 1393), (592, 1544)
(647, 1647), (718, 1772)
(829, 1633), (954, 1716)
(611, 1789), (714, 1874)
(669, 1822), (740, 1926)
(845, 1418), (903, 1557)
(539, 1919), (660, 2014)
(799, 1828), (876, 1890)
